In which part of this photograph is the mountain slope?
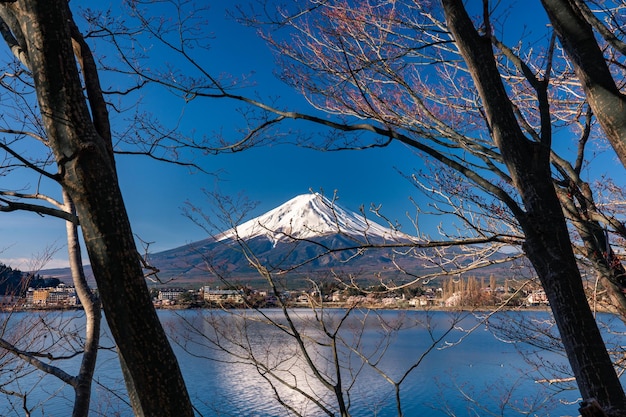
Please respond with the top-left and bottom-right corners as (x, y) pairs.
(148, 193), (416, 282)
(42, 193), (514, 285)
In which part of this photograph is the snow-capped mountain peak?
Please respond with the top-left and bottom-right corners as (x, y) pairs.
(217, 193), (407, 244)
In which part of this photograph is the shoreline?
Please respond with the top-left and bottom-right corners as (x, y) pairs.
(2, 299), (617, 315)
(0, 302), (558, 314)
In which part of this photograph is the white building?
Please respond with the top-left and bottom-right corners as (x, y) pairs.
(158, 288), (185, 301)
(202, 287), (244, 304)
(525, 290), (548, 306)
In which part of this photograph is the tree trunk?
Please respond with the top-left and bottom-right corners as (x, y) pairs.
(2, 1), (194, 415)
(64, 190), (101, 417)
(555, 182), (626, 317)
(541, 0), (626, 168)
(521, 176), (626, 414)
(581, 399), (610, 417)
(441, 0), (626, 413)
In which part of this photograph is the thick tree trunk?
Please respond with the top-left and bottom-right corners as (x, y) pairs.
(441, 0), (626, 414)
(521, 176), (626, 413)
(3, 1), (194, 415)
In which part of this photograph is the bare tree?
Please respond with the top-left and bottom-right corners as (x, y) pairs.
(0, 190), (100, 416)
(3, 1), (624, 414)
(0, 2), (192, 415)
(83, 1), (626, 412)
(169, 189), (566, 416)
(231, 2), (626, 413)
(171, 226), (532, 417)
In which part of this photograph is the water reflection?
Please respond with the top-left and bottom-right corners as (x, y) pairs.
(167, 309), (344, 416)
(167, 309), (577, 416)
(0, 309), (596, 416)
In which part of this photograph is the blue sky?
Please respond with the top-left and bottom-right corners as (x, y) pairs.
(0, 1), (425, 270)
(1, 1), (623, 271)
(108, 1), (432, 257)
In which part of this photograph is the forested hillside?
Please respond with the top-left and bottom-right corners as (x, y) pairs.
(0, 263), (59, 296)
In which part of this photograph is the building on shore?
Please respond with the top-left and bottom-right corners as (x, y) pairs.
(26, 283), (78, 307)
(525, 289), (549, 306)
(158, 288), (186, 302)
(202, 287), (244, 304)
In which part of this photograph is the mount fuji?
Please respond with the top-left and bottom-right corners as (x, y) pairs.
(216, 193), (409, 245)
(41, 193), (512, 285)
(145, 193), (418, 283)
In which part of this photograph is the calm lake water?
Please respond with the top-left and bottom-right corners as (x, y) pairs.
(2, 308), (620, 416)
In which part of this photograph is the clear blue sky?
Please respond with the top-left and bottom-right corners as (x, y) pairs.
(0, 1), (623, 271)
(0, 1), (425, 270)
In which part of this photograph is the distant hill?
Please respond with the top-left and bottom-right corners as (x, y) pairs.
(0, 263), (60, 295)
(42, 193), (518, 287)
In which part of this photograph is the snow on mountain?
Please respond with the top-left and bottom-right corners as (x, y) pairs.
(217, 193), (410, 245)
(42, 193), (513, 283)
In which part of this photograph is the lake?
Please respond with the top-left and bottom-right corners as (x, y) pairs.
(1, 308), (615, 416)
